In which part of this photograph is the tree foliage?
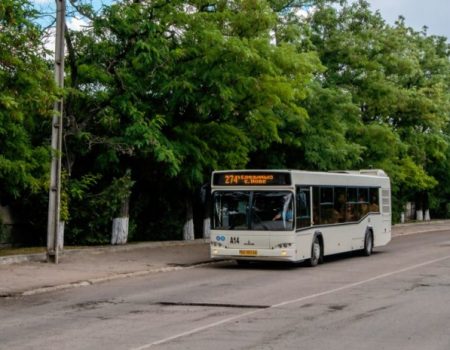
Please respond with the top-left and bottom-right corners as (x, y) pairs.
(304, 0), (450, 217)
(0, 0), (56, 199)
(59, 0), (322, 242)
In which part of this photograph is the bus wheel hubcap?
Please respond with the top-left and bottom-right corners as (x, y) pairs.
(313, 242), (320, 260)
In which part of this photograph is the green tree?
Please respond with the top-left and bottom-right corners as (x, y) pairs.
(62, 0), (321, 240)
(305, 0), (450, 218)
(0, 0), (56, 198)
(0, 0), (57, 244)
(249, 1), (364, 172)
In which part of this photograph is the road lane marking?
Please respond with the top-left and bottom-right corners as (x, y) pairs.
(130, 254), (450, 350)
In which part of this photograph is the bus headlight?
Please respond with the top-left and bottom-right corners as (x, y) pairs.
(275, 243), (293, 249)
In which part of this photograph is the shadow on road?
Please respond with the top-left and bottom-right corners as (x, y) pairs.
(209, 250), (386, 271)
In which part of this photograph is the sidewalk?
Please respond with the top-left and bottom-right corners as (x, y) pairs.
(0, 240), (211, 297)
(1, 221), (449, 297)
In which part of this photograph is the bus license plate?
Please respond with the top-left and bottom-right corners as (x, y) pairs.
(239, 250), (257, 256)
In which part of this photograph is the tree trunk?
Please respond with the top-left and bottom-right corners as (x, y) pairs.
(111, 196), (130, 245)
(416, 209), (423, 221)
(203, 190), (211, 239)
(111, 217), (129, 244)
(423, 192), (430, 221)
(415, 191), (425, 221)
(200, 183), (211, 239)
(183, 198), (195, 241)
(203, 218), (211, 239)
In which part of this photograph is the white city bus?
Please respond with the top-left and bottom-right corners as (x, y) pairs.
(210, 169), (391, 266)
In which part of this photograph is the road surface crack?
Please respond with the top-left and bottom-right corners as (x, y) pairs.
(157, 301), (270, 309)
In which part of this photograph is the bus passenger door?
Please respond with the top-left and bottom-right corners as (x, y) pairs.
(296, 186), (311, 229)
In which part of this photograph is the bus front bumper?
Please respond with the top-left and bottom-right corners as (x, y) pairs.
(210, 247), (298, 262)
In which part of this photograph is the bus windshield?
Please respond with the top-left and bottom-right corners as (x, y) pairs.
(213, 191), (294, 231)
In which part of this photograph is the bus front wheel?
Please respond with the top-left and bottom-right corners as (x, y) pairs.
(308, 237), (322, 267)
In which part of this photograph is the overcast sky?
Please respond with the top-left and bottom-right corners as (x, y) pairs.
(361, 0), (450, 39)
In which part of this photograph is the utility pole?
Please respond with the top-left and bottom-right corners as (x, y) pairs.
(47, 0), (66, 264)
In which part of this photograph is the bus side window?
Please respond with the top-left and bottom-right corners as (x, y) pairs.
(320, 187), (337, 224)
(369, 188), (380, 212)
(296, 186), (311, 228)
(346, 188), (358, 222)
(313, 187), (320, 225)
(334, 187), (346, 223)
(357, 188), (369, 216)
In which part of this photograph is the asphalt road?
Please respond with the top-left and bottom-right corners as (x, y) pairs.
(1, 230), (450, 350)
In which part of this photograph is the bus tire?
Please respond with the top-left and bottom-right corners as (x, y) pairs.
(362, 231), (373, 256)
(308, 236), (322, 267)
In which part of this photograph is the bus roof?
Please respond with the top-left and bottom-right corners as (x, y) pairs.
(211, 169), (390, 188)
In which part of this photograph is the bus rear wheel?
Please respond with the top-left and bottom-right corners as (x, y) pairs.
(308, 237), (322, 267)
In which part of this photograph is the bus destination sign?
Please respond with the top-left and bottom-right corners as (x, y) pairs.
(213, 172), (291, 186)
